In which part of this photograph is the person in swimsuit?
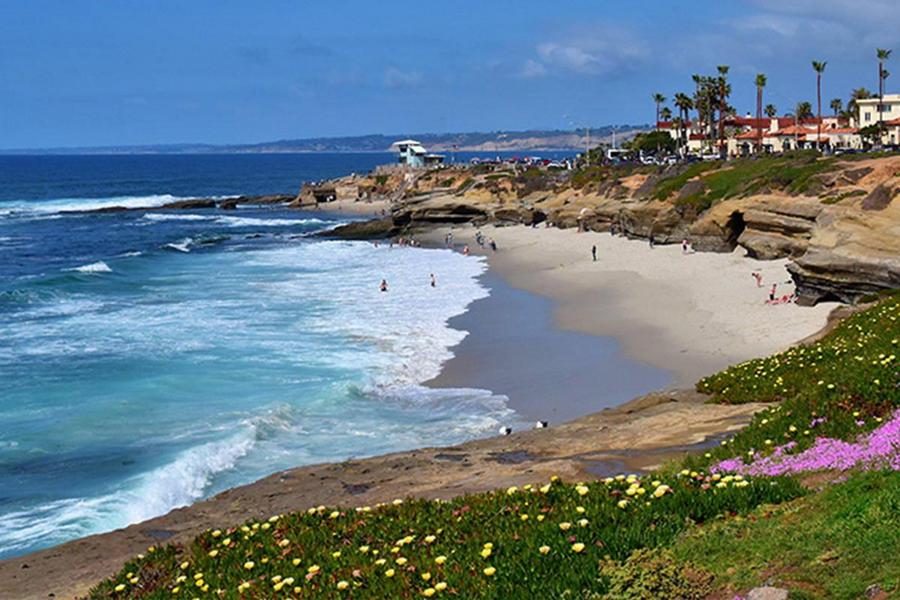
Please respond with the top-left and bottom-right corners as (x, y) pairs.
(380, 279), (388, 293)
(430, 274), (436, 287)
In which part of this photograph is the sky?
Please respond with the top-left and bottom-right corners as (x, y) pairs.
(1, 0), (898, 149)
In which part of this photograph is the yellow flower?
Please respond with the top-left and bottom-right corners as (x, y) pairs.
(435, 582), (448, 591)
(329, 510), (340, 519)
(243, 561), (255, 570)
(520, 514), (529, 521)
(385, 568), (396, 578)
(537, 515), (545, 521)
(396, 557), (408, 565)
(506, 486), (518, 495)
(578, 518), (589, 527)
(434, 555), (447, 564)
(221, 537), (231, 546)
(392, 499), (403, 505)
(559, 522), (572, 531)
(575, 485), (589, 496)
(207, 550), (218, 558)
(422, 572), (432, 581)
(480, 548), (492, 558)
(652, 484), (671, 498)
(483, 542), (493, 549)
(307, 565), (320, 574)
(273, 582), (285, 592)
(292, 558), (302, 566)
(180, 561), (190, 570)
(337, 580), (349, 590)
(332, 551), (342, 559)
(539, 545), (550, 555)
(572, 543), (585, 553)
(375, 558), (387, 566)
(424, 535), (436, 544)
(617, 499), (629, 509)
(278, 539), (290, 548)
(539, 484), (551, 493)
(550, 475), (559, 482)
(171, 587), (180, 594)
(359, 545), (370, 553)
(211, 529), (221, 537)
(423, 588), (436, 597)
(575, 506), (585, 514)
(483, 566), (496, 576)
(114, 584), (126, 592)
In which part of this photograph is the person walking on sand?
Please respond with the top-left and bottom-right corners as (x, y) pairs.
(380, 279), (388, 293)
(592, 245), (597, 262)
(769, 283), (777, 301)
(649, 234), (655, 249)
(489, 239), (497, 252)
(752, 271), (763, 287)
(682, 239), (688, 254)
(430, 273), (436, 288)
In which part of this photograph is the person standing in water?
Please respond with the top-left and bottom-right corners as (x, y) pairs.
(430, 274), (436, 288)
(380, 279), (388, 293)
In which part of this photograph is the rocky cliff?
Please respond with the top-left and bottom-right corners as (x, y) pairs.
(381, 155), (900, 304)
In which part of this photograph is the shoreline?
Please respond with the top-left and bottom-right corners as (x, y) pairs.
(427, 224), (839, 387)
(0, 214), (841, 599)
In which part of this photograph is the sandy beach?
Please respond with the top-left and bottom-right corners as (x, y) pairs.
(436, 224), (839, 387)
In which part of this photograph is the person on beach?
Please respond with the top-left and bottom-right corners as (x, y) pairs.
(380, 279), (388, 293)
(489, 239), (497, 252)
(592, 245), (597, 261)
(430, 273), (436, 288)
(682, 239), (688, 253)
(463, 245), (470, 256)
(649, 234), (655, 249)
(769, 283), (777, 301)
(752, 271), (763, 287)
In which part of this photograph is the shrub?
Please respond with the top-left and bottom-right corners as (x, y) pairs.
(600, 548), (713, 600)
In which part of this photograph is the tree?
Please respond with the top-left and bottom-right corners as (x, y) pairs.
(830, 98), (842, 116)
(717, 65), (730, 157)
(765, 104), (777, 118)
(796, 101), (813, 120)
(812, 61), (827, 150)
(673, 93), (694, 152)
(848, 87), (872, 123)
(623, 130), (676, 155)
(877, 48), (892, 133)
(755, 73), (767, 152)
(859, 124), (882, 148)
(660, 107), (672, 121)
(652, 93), (667, 126)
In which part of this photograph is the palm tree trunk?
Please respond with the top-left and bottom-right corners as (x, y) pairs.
(756, 87), (762, 153)
(817, 74), (822, 151)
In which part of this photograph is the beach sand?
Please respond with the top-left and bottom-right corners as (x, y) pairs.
(434, 225), (838, 387)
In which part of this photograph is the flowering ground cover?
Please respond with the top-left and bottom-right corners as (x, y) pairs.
(689, 294), (899, 475)
(89, 474), (802, 598)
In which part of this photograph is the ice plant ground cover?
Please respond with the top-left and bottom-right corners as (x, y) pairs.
(88, 475), (802, 598)
(690, 294), (900, 475)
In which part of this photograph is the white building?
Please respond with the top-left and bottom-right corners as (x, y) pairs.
(391, 139), (444, 168)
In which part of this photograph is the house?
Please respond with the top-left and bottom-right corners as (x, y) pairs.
(854, 94), (900, 129)
(392, 139), (445, 168)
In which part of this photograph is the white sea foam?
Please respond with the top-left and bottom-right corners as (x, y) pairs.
(164, 238), (193, 252)
(140, 213), (327, 228)
(65, 261), (112, 274)
(142, 213), (213, 222)
(118, 251), (143, 257)
(0, 194), (184, 219)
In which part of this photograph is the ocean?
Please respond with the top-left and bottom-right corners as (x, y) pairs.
(0, 152), (557, 559)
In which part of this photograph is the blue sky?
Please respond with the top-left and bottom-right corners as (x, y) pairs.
(0, 0), (897, 148)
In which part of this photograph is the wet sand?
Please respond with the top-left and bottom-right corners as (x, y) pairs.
(429, 271), (671, 424)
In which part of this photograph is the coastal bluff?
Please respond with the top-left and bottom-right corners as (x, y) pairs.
(327, 154), (900, 305)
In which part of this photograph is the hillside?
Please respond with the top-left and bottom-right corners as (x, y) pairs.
(3, 126), (647, 155)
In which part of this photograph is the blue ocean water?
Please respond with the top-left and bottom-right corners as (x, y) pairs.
(0, 153), (527, 559)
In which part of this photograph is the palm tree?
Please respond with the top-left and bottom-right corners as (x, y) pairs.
(830, 98), (842, 117)
(660, 107), (672, 121)
(796, 101), (813, 120)
(877, 49), (892, 133)
(717, 65), (730, 156)
(755, 73), (767, 152)
(673, 93), (694, 152)
(848, 87), (872, 123)
(812, 61), (827, 150)
(765, 104), (777, 118)
(652, 93), (667, 127)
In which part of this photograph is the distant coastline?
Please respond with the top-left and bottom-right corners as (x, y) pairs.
(0, 125), (647, 155)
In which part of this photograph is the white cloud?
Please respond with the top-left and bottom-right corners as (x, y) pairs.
(526, 25), (648, 78)
(519, 59), (547, 78)
(383, 67), (423, 89)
